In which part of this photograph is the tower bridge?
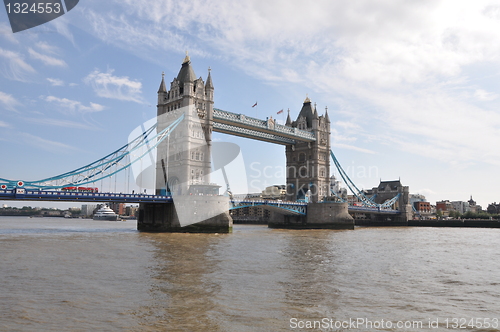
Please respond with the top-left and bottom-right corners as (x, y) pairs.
(0, 54), (411, 232)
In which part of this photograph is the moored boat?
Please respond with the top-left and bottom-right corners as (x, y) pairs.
(93, 205), (118, 221)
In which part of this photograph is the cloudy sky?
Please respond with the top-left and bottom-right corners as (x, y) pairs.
(1, 0), (500, 208)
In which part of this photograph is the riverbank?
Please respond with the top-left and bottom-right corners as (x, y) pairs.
(356, 219), (500, 228)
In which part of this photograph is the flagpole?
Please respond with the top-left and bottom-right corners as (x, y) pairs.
(276, 109), (284, 124)
(252, 101), (258, 117)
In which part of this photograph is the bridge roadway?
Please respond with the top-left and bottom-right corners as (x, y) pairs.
(0, 188), (172, 204)
(0, 188), (401, 216)
(230, 199), (401, 216)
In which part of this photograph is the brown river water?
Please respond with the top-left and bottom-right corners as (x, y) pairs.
(1, 216), (499, 331)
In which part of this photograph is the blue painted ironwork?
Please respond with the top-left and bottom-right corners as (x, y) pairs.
(0, 188), (173, 203)
(230, 199), (307, 215)
(213, 122), (297, 145)
(348, 205), (401, 215)
(213, 108), (316, 144)
(330, 150), (400, 210)
(0, 113), (184, 190)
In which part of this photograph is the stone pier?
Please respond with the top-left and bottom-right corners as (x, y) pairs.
(268, 202), (354, 230)
(137, 196), (233, 233)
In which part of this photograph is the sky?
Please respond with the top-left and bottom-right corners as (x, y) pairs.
(1, 0), (500, 209)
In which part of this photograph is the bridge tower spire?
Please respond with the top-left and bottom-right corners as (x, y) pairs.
(285, 96), (331, 203)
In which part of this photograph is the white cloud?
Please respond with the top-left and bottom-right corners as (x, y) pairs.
(45, 96), (105, 114)
(83, 69), (144, 103)
(0, 47), (36, 81)
(51, 17), (76, 46)
(332, 142), (377, 155)
(35, 41), (60, 54)
(0, 120), (9, 128)
(28, 48), (67, 67)
(24, 117), (94, 130)
(47, 78), (65, 86)
(20, 132), (77, 153)
(474, 89), (498, 101)
(0, 91), (21, 112)
(77, 0), (500, 166)
(0, 22), (18, 44)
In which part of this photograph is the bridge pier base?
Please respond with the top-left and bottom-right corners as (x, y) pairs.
(137, 197), (233, 233)
(268, 202), (354, 230)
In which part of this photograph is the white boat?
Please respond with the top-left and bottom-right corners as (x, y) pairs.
(93, 205), (118, 221)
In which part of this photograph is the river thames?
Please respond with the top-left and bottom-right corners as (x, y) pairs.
(1, 216), (499, 331)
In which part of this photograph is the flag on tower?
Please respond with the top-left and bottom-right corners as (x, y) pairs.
(277, 109), (283, 114)
(252, 102), (258, 108)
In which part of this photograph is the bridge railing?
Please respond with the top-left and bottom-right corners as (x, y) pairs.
(348, 205), (400, 214)
(230, 199), (307, 215)
(0, 189), (173, 203)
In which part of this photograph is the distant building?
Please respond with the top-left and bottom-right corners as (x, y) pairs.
(409, 194), (426, 205)
(81, 204), (97, 217)
(261, 185), (286, 200)
(487, 203), (500, 214)
(409, 194), (427, 216)
(436, 200), (453, 211)
(330, 175), (347, 200)
(109, 202), (125, 215)
(451, 201), (470, 214)
(230, 205), (271, 223)
(125, 205), (139, 218)
(232, 193), (261, 200)
(468, 196), (478, 213)
(414, 201), (431, 214)
(347, 194), (362, 206)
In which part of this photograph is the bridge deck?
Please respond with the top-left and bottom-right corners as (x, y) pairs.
(0, 189), (172, 203)
(213, 108), (316, 145)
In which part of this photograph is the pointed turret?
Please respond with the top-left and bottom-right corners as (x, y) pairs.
(157, 72), (167, 106)
(158, 72), (167, 93)
(285, 108), (292, 126)
(312, 102), (319, 130)
(206, 67), (213, 89)
(205, 67), (214, 101)
(325, 106), (330, 123)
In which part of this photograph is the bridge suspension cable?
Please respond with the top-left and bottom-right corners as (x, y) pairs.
(0, 114), (185, 190)
(330, 150), (400, 209)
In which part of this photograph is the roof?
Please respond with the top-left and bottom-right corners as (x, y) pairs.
(206, 68), (213, 89)
(157, 73), (167, 93)
(296, 99), (315, 128)
(378, 180), (402, 191)
(176, 59), (196, 83)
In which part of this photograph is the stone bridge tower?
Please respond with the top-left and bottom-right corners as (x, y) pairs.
(372, 180), (412, 223)
(285, 97), (331, 203)
(155, 54), (214, 196)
